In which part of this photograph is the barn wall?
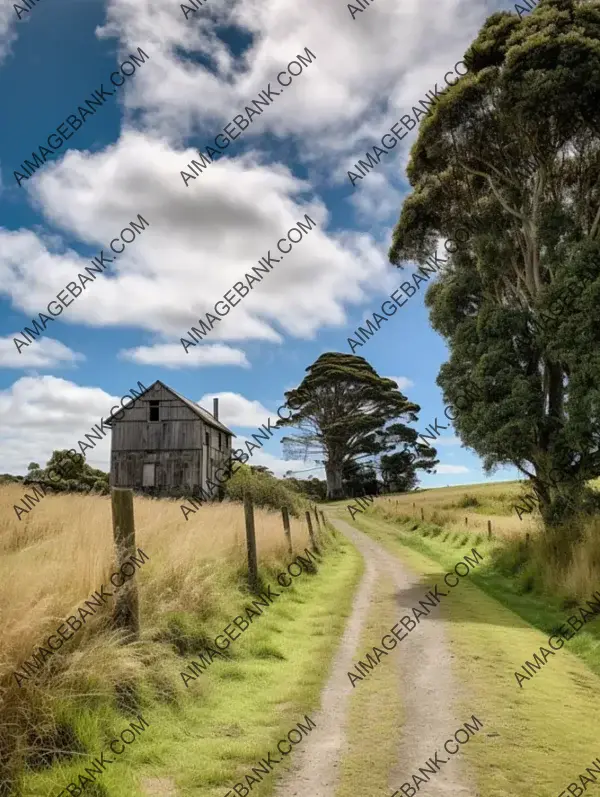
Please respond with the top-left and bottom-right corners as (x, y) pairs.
(111, 384), (203, 452)
(109, 383), (233, 495)
(111, 450), (202, 491)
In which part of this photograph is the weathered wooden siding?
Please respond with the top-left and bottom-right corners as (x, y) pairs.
(111, 450), (202, 490)
(109, 382), (232, 494)
(112, 419), (204, 452)
(111, 384), (203, 452)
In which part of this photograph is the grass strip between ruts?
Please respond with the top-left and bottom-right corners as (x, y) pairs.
(334, 570), (403, 797)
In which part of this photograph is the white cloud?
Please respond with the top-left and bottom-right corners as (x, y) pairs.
(0, 376), (132, 475)
(388, 375), (414, 391)
(119, 342), (250, 369)
(96, 0), (484, 166)
(0, 4), (17, 66)
(436, 464), (469, 474)
(197, 391), (271, 428)
(0, 336), (84, 369)
(349, 172), (407, 224)
(0, 133), (392, 351)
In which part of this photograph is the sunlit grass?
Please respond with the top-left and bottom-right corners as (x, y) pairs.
(341, 509), (600, 797)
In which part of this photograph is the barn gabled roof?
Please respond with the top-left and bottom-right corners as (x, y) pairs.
(106, 380), (236, 436)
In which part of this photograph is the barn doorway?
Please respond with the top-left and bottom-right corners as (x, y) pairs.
(142, 463), (156, 487)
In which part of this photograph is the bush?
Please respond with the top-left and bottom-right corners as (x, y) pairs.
(224, 465), (306, 515)
(456, 494), (480, 508)
(92, 479), (110, 495)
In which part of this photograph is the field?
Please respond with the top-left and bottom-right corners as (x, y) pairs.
(369, 479), (536, 538)
(1, 484), (313, 686)
(0, 484), (346, 796)
(340, 476), (600, 603)
(3, 477), (600, 797)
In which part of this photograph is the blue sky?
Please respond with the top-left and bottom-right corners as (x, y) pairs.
(0, 0), (520, 487)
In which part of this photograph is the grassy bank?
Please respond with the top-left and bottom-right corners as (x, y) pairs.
(0, 486), (362, 796)
(342, 503), (600, 678)
(336, 507), (600, 797)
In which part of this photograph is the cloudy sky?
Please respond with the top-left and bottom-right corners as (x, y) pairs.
(0, 0), (521, 486)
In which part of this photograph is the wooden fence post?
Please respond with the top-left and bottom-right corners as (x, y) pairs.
(420, 507), (424, 521)
(487, 519), (492, 539)
(305, 510), (319, 553)
(244, 493), (259, 591)
(465, 517), (468, 526)
(314, 505), (321, 532)
(320, 510), (326, 529)
(281, 506), (293, 555)
(111, 489), (140, 643)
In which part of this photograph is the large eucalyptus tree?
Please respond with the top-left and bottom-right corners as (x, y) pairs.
(391, 0), (600, 525)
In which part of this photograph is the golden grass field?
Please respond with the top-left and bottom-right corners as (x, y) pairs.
(0, 483), (348, 796)
(0, 484), (311, 705)
(367, 479), (538, 539)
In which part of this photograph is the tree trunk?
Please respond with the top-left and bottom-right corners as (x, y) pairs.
(325, 461), (344, 500)
(532, 467), (581, 528)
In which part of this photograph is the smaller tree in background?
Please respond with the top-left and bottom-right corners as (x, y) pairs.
(277, 352), (421, 499)
(380, 421), (439, 491)
(342, 460), (379, 497)
(380, 441), (438, 493)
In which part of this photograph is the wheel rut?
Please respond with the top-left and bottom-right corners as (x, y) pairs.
(273, 514), (475, 797)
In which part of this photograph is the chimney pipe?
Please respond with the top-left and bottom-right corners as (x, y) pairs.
(213, 397), (219, 421)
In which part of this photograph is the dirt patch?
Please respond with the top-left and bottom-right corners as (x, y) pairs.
(141, 776), (178, 796)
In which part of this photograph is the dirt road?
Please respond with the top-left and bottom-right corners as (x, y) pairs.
(273, 515), (475, 797)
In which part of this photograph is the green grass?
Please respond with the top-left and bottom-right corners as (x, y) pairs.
(337, 507), (600, 797)
(23, 532), (363, 797)
(352, 506), (600, 679)
(335, 571), (403, 797)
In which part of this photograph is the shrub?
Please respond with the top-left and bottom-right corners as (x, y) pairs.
(456, 494), (480, 508)
(225, 465), (306, 515)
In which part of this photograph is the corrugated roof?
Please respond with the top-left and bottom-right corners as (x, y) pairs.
(105, 380), (236, 436)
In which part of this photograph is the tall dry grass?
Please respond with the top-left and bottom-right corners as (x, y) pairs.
(1, 485), (310, 677)
(0, 485), (312, 794)
(371, 482), (537, 540)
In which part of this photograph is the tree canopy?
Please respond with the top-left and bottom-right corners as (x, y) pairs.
(390, 0), (600, 525)
(276, 352), (427, 499)
(24, 450), (110, 495)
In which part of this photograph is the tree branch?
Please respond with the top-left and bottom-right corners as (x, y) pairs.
(590, 202), (600, 239)
(457, 160), (528, 222)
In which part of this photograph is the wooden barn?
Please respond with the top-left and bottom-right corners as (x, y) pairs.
(108, 380), (235, 497)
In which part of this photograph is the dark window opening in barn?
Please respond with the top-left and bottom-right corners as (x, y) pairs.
(205, 431), (210, 447)
(149, 400), (160, 422)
